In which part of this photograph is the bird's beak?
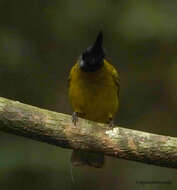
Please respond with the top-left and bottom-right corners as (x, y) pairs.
(79, 60), (85, 68)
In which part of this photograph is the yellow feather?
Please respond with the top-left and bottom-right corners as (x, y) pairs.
(68, 59), (120, 123)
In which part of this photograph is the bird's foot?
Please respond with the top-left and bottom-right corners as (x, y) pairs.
(108, 118), (114, 128)
(72, 112), (78, 126)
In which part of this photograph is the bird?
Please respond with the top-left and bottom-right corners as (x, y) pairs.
(68, 31), (120, 168)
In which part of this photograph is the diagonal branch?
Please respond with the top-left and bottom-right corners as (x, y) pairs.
(0, 96), (177, 169)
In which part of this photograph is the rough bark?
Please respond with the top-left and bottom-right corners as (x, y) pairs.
(0, 96), (176, 169)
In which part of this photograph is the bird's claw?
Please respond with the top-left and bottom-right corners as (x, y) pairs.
(108, 118), (114, 128)
(72, 112), (78, 126)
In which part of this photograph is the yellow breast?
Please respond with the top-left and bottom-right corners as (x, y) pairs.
(68, 59), (119, 123)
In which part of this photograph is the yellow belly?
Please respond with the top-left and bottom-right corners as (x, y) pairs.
(69, 63), (119, 123)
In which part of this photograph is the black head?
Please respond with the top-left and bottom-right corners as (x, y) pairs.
(79, 31), (105, 72)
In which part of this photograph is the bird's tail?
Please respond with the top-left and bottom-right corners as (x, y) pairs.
(71, 150), (104, 168)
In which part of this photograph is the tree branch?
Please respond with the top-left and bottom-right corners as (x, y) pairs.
(0, 96), (176, 169)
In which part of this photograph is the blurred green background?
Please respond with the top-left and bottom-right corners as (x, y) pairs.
(0, 0), (177, 189)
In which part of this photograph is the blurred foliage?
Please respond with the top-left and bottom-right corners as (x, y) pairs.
(0, 0), (177, 189)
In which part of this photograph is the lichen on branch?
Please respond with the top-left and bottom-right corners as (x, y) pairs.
(0, 96), (177, 169)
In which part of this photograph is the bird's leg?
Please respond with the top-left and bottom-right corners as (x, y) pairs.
(108, 118), (114, 128)
(72, 112), (78, 126)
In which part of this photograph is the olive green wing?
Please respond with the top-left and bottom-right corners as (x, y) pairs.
(68, 63), (77, 88)
(111, 66), (120, 97)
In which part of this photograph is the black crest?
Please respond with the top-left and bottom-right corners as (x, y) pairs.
(80, 31), (105, 72)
